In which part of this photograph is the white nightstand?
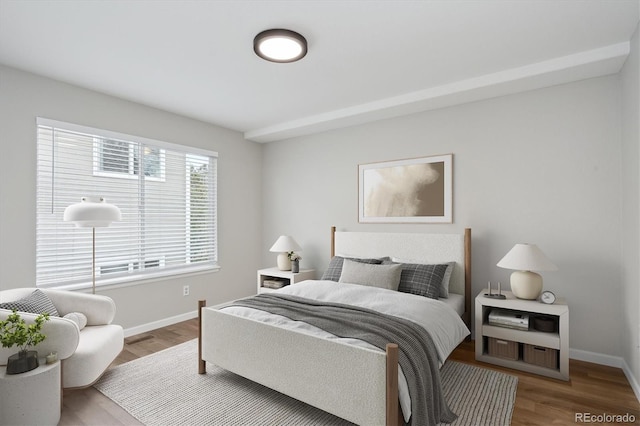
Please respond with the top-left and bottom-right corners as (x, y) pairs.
(0, 358), (61, 425)
(257, 267), (315, 294)
(475, 289), (569, 380)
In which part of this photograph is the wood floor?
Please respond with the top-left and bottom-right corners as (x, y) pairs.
(448, 343), (640, 426)
(60, 319), (640, 425)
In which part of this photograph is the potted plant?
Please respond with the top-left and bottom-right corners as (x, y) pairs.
(0, 310), (49, 374)
(288, 252), (302, 273)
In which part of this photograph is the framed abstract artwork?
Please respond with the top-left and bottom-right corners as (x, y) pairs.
(358, 154), (453, 223)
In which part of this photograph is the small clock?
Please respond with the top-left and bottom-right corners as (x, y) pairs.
(540, 290), (556, 304)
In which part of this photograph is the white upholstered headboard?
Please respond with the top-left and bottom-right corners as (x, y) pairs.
(330, 227), (472, 326)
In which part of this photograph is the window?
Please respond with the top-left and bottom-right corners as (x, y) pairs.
(36, 118), (218, 290)
(99, 258), (164, 277)
(94, 138), (165, 180)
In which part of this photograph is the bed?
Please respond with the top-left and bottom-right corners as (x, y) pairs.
(198, 227), (471, 426)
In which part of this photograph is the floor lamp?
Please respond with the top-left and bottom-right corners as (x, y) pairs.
(64, 197), (121, 294)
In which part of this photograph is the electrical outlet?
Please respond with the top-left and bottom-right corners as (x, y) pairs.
(183, 285), (190, 296)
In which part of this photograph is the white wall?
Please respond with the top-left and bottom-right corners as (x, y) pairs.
(0, 65), (263, 329)
(262, 75), (624, 357)
(621, 21), (640, 390)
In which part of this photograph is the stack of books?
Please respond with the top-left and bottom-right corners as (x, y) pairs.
(262, 279), (286, 289)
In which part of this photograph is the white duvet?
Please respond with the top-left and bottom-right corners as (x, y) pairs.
(222, 279), (470, 422)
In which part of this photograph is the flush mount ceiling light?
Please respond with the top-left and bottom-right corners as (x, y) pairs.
(254, 29), (307, 63)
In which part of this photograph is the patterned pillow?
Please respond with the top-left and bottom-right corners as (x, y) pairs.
(386, 258), (455, 298)
(321, 256), (384, 282)
(0, 289), (59, 316)
(396, 263), (449, 300)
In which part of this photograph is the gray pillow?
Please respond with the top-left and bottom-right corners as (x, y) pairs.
(339, 259), (403, 290)
(386, 258), (455, 298)
(441, 262), (455, 298)
(321, 256), (384, 282)
(0, 289), (59, 316)
(396, 263), (449, 300)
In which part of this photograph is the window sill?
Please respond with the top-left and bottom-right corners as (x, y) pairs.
(38, 265), (221, 293)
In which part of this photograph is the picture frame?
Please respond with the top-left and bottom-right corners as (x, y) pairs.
(358, 154), (453, 223)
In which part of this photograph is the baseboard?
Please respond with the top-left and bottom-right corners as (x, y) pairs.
(570, 348), (640, 403)
(569, 348), (624, 368)
(621, 358), (640, 402)
(123, 309), (199, 338)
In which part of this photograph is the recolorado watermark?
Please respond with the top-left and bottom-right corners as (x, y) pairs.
(575, 412), (636, 423)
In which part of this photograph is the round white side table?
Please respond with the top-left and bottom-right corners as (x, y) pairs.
(0, 358), (61, 426)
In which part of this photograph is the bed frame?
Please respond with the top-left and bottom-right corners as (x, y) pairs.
(198, 227), (471, 426)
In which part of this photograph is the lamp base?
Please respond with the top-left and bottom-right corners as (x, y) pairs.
(510, 270), (543, 300)
(276, 253), (291, 271)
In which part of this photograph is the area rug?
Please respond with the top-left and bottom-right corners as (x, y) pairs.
(94, 339), (517, 426)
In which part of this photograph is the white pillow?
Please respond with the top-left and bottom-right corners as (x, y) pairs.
(339, 259), (403, 291)
(391, 257), (455, 298)
(63, 312), (88, 330)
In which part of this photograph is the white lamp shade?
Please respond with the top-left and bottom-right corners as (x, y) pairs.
(269, 235), (302, 253)
(64, 196), (121, 228)
(496, 243), (557, 271)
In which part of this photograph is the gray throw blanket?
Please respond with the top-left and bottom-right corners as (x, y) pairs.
(227, 293), (457, 426)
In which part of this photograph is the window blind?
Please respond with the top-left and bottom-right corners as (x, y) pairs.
(36, 118), (218, 289)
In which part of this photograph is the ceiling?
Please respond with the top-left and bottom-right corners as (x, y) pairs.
(1, 1), (638, 143)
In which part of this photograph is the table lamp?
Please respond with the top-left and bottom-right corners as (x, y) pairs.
(496, 243), (557, 300)
(269, 235), (301, 271)
(64, 197), (121, 293)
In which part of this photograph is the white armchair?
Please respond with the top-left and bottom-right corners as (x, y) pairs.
(0, 288), (124, 389)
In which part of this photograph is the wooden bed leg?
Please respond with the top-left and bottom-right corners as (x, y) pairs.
(386, 343), (399, 426)
(198, 299), (206, 374)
